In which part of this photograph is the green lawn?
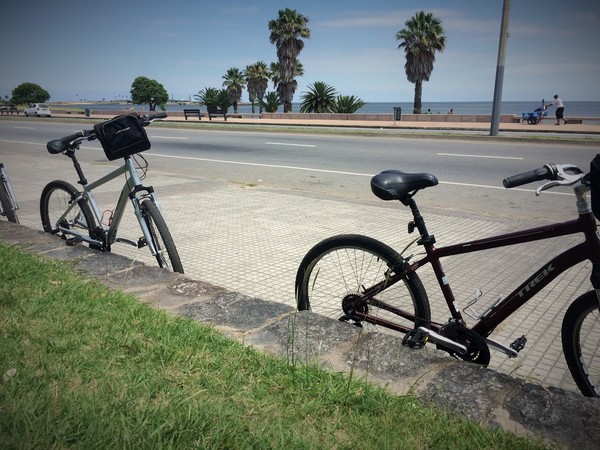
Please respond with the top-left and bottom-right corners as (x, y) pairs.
(0, 242), (546, 449)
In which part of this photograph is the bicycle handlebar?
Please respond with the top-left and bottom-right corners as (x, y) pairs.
(47, 112), (166, 154)
(503, 164), (556, 188)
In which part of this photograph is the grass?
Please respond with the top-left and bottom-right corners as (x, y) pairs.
(0, 242), (549, 449)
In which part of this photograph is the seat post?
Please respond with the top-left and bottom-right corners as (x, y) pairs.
(403, 196), (435, 245)
(67, 151), (88, 186)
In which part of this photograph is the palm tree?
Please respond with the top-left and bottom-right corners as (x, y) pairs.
(396, 11), (446, 114)
(194, 87), (219, 108)
(261, 91), (282, 113)
(332, 95), (366, 113)
(299, 82), (337, 113)
(268, 8), (310, 113)
(269, 61), (304, 94)
(222, 67), (246, 113)
(245, 62), (271, 113)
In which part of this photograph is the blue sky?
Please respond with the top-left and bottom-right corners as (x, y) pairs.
(1, 0), (598, 103)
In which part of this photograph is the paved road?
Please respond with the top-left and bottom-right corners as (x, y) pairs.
(0, 118), (596, 394)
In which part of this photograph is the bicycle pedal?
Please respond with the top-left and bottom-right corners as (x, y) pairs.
(510, 335), (527, 352)
(65, 237), (82, 246)
(402, 329), (427, 349)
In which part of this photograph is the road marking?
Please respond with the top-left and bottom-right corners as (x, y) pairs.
(265, 142), (316, 148)
(146, 152), (368, 176)
(438, 152), (524, 160)
(13, 126), (36, 130)
(145, 152), (570, 196)
(148, 135), (188, 140)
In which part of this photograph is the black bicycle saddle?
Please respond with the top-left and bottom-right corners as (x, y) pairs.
(371, 170), (439, 200)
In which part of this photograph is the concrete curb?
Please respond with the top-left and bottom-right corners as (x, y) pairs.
(1, 219), (599, 448)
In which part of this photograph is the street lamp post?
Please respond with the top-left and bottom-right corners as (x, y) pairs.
(490, 0), (511, 136)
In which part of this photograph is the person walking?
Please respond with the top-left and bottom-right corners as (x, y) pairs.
(550, 94), (566, 125)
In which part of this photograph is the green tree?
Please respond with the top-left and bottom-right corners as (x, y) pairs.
(261, 91), (282, 113)
(222, 67), (245, 113)
(332, 95), (366, 113)
(11, 82), (50, 105)
(194, 87), (219, 108)
(216, 88), (232, 112)
(299, 82), (337, 113)
(396, 11), (446, 114)
(268, 8), (310, 113)
(245, 61), (271, 113)
(130, 76), (169, 111)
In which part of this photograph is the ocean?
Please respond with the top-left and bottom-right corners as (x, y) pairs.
(66, 101), (600, 117)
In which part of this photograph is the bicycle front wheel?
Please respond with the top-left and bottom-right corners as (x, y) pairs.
(295, 234), (430, 331)
(562, 291), (600, 397)
(140, 199), (184, 273)
(0, 179), (18, 223)
(40, 180), (95, 242)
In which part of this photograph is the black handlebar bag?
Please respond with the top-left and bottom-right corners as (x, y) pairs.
(592, 154), (600, 220)
(93, 112), (151, 161)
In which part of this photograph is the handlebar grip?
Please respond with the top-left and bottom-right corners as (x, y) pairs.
(503, 165), (555, 188)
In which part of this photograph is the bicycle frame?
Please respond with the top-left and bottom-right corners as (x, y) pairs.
(356, 192), (599, 346)
(0, 163), (19, 213)
(55, 156), (163, 256)
(413, 211), (598, 338)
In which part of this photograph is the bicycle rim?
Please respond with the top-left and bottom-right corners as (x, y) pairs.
(296, 234), (430, 332)
(140, 199), (184, 273)
(40, 181), (95, 239)
(562, 291), (600, 397)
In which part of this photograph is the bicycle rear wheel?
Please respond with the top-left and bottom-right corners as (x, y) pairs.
(295, 234), (430, 331)
(140, 199), (184, 273)
(561, 290), (600, 397)
(0, 179), (18, 223)
(40, 180), (96, 242)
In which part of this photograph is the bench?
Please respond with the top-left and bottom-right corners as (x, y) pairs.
(0, 105), (19, 115)
(207, 107), (228, 121)
(183, 109), (205, 120)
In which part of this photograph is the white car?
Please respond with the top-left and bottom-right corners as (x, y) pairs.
(24, 103), (52, 117)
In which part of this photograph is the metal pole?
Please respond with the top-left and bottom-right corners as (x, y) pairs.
(490, 0), (511, 136)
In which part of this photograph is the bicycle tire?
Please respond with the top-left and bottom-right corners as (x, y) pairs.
(140, 199), (184, 273)
(40, 180), (96, 243)
(0, 179), (18, 223)
(295, 234), (431, 331)
(561, 290), (600, 397)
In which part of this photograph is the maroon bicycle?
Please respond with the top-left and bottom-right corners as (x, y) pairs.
(296, 155), (600, 397)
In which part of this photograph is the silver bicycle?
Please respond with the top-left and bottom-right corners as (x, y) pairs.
(0, 163), (19, 224)
(39, 112), (184, 273)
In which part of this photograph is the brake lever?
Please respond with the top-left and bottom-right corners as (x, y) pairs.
(536, 181), (560, 195)
(535, 164), (584, 195)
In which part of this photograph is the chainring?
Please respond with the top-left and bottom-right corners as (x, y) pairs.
(339, 293), (368, 327)
(437, 323), (491, 365)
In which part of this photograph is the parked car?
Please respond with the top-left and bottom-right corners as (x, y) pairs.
(24, 103), (52, 117)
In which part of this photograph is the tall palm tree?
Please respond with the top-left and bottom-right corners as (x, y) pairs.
(299, 82), (337, 113)
(269, 61), (304, 93)
(222, 67), (246, 113)
(245, 61), (271, 113)
(396, 11), (446, 114)
(268, 8), (310, 113)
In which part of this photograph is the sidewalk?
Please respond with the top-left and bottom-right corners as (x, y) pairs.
(48, 110), (600, 135)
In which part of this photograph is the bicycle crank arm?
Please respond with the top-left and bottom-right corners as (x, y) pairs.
(486, 338), (519, 358)
(406, 327), (468, 355)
